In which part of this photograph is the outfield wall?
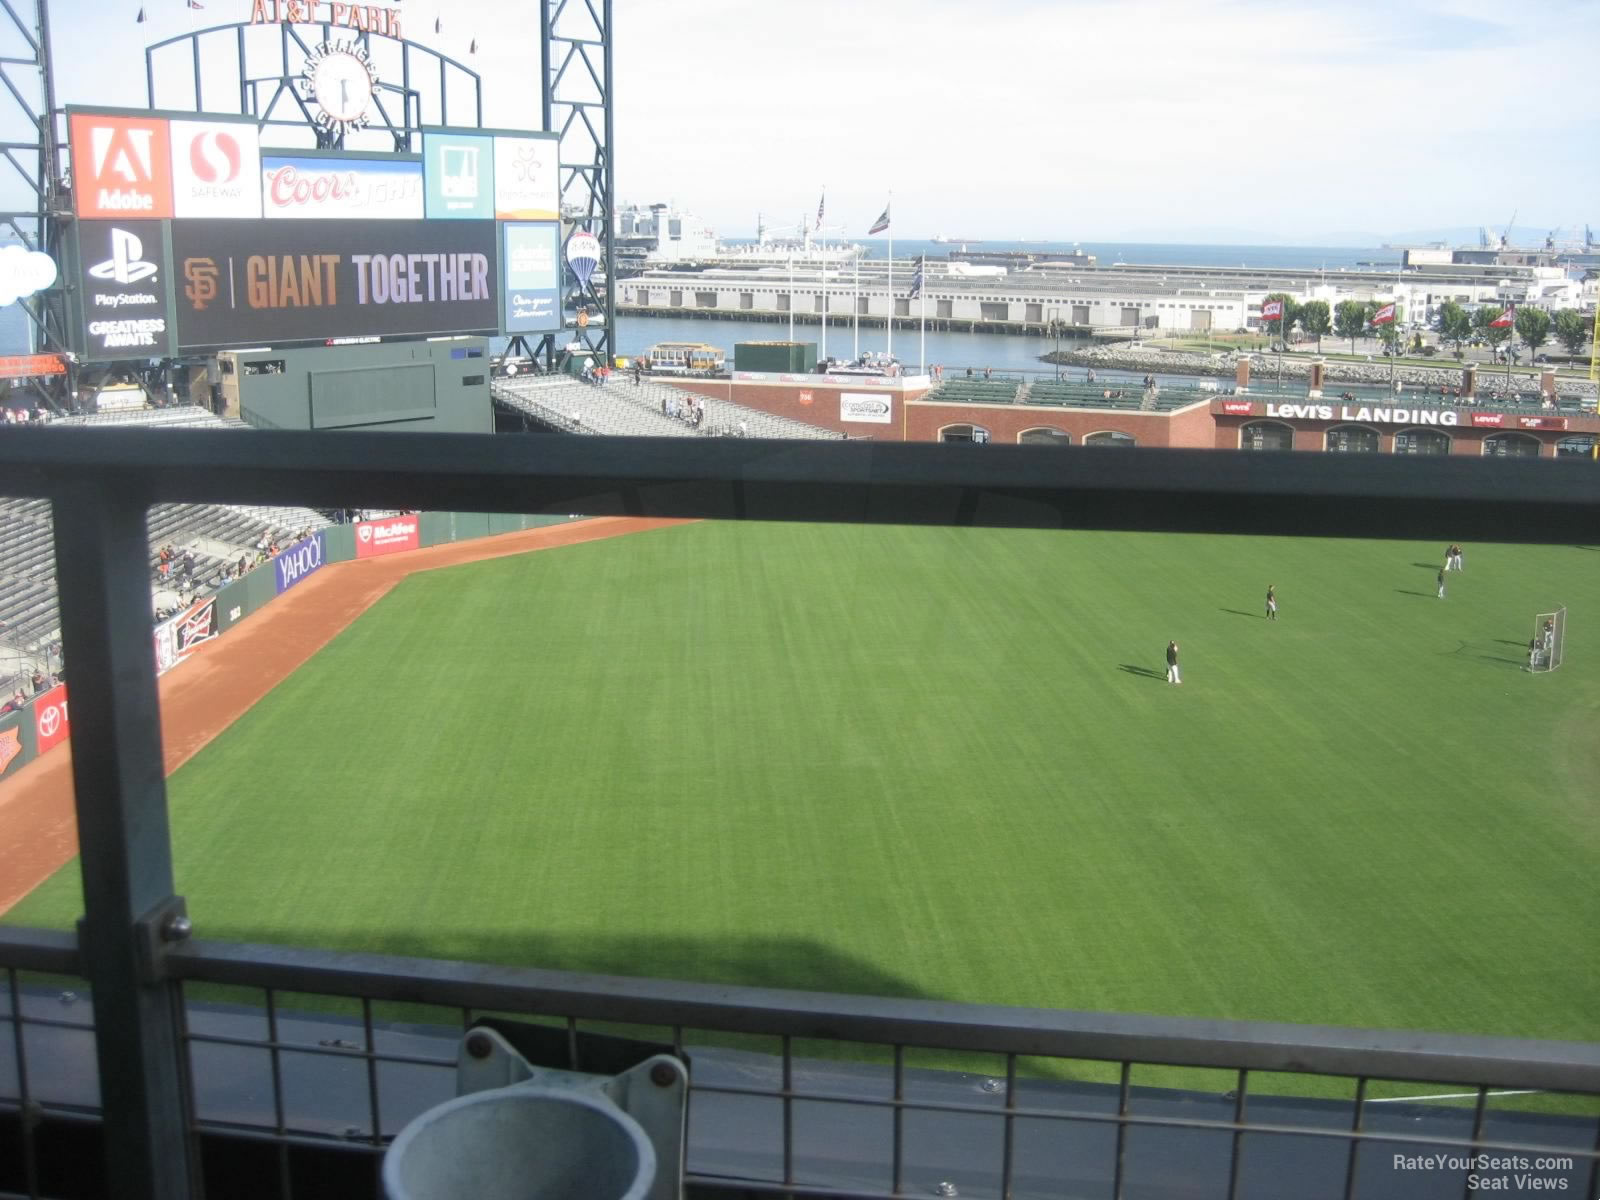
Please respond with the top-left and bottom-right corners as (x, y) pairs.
(0, 512), (580, 784)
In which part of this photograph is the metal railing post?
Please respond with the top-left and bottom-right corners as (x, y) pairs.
(51, 481), (194, 1199)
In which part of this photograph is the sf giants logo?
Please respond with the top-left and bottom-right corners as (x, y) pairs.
(70, 114), (172, 219)
(184, 258), (220, 310)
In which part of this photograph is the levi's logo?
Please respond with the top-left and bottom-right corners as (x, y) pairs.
(70, 114), (173, 219)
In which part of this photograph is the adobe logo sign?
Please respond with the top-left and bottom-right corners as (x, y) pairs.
(69, 113), (173, 219)
(170, 120), (263, 219)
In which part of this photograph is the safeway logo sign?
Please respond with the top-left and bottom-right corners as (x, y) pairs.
(354, 516), (420, 559)
(69, 112), (172, 219)
(34, 684), (69, 754)
(171, 121), (263, 219)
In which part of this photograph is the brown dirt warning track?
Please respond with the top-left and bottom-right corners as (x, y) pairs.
(0, 517), (690, 915)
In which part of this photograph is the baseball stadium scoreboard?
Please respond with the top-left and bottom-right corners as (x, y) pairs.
(63, 107), (564, 361)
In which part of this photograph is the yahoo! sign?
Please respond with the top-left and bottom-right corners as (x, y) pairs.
(274, 532), (327, 594)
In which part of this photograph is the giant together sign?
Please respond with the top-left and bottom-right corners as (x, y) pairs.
(171, 219), (499, 349)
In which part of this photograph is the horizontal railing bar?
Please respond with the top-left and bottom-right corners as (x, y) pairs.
(181, 1027), (456, 1070)
(1, 428), (1597, 544)
(124, 936), (1600, 1093)
(684, 1175), (897, 1199)
(187, 1116), (386, 1151)
(0, 926), (79, 974)
(687, 1081), (1598, 1159)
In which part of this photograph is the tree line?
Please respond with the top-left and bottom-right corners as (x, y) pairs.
(1258, 294), (1591, 361)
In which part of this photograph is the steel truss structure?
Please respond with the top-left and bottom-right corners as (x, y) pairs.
(11, 2), (620, 408)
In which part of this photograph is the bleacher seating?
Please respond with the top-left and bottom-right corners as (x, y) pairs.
(1, 408), (330, 677)
(492, 377), (842, 440)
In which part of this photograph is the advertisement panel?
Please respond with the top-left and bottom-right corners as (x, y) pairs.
(33, 684), (69, 755)
(841, 392), (893, 424)
(273, 532), (327, 594)
(261, 155), (424, 220)
(0, 713), (23, 781)
(502, 222), (560, 333)
(171, 218), (499, 350)
(492, 134), (559, 220)
(1221, 400), (1255, 415)
(1516, 415), (1567, 431)
(69, 111), (173, 219)
(1471, 413), (1505, 428)
(423, 131), (495, 220)
(354, 514), (420, 559)
(74, 219), (174, 360)
(0, 354), (67, 378)
(154, 597), (220, 676)
(170, 119), (263, 219)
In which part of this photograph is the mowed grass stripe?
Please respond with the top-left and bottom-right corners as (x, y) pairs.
(8, 523), (1595, 1042)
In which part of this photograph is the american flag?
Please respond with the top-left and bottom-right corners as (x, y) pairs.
(868, 204), (890, 235)
(907, 256), (924, 300)
(815, 192), (825, 232)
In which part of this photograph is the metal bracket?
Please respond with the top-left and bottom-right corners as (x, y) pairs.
(457, 1026), (687, 1200)
(131, 895), (190, 985)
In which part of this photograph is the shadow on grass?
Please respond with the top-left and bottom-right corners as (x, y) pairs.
(1412, 561), (1447, 570)
(1118, 664), (1164, 680)
(1394, 590), (1436, 598)
(1217, 608), (1260, 619)
(1477, 656), (1526, 668)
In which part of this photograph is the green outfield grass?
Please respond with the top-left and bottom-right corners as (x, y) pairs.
(8, 523), (1598, 1051)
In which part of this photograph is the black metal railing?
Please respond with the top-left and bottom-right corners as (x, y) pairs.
(0, 427), (1597, 1200)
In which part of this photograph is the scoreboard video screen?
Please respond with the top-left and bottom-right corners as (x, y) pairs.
(65, 107), (565, 361)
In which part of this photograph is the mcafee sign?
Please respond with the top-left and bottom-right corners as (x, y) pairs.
(354, 515), (420, 559)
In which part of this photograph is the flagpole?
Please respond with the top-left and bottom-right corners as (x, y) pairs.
(853, 254), (859, 359)
(819, 189), (827, 365)
(887, 192), (893, 361)
(788, 253), (794, 342)
(919, 255), (926, 376)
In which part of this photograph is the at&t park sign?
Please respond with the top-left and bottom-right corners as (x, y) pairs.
(1263, 402), (1460, 427)
(250, 0), (403, 37)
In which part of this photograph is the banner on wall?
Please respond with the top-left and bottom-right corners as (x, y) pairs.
(354, 515), (420, 558)
(502, 222), (560, 333)
(32, 684), (69, 755)
(273, 532), (327, 594)
(154, 596), (219, 675)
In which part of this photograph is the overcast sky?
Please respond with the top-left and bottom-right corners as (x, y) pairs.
(27, 0), (1600, 243)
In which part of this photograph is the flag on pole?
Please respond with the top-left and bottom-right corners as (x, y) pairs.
(907, 256), (924, 300)
(815, 192), (825, 232)
(186, 0), (204, 8)
(1489, 306), (1515, 328)
(1371, 303), (1396, 325)
(868, 203), (890, 236)
(135, 6), (146, 20)
(1260, 299), (1284, 321)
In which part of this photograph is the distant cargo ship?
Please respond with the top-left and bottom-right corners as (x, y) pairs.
(931, 234), (983, 245)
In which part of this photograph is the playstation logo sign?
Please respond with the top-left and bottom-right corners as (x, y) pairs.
(88, 228), (158, 285)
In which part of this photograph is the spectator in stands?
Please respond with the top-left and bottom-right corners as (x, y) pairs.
(2, 691), (22, 713)
(983, 366), (993, 380)
(29, 669), (44, 694)
(738, 419), (749, 437)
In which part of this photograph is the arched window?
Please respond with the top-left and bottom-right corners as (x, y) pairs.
(1084, 431), (1136, 447)
(1556, 435), (1596, 458)
(1325, 424), (1379, 453)
(1018, 427), (1070, 445)
(1240, 420), (1293, 451)
(940, 424), (991, 444)
(1483, 432), (1541, 458)
(1394, 428), (1451, 456)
